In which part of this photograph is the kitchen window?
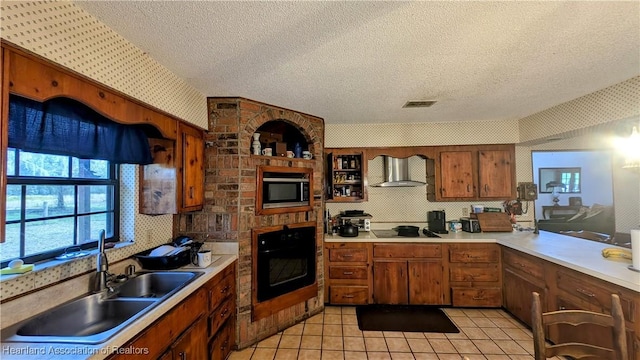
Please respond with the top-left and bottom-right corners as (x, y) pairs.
(2, 148), (119, 267)
(1, 94), (153, 268)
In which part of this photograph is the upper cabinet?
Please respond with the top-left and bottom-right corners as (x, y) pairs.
(178, 123), (205, 212)
(139, 123), (204, 214)
(427, 144), (516, 202)
(325, 148), (368, 202)
(437, 150), (475, 199)
(477, 148), (515, 198)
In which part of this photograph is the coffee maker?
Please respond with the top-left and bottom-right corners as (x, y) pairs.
(427, 210), (448, 234)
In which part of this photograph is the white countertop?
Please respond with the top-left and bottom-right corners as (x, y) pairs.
(325, 230), (640, 292)
(0, 254), (238, 360)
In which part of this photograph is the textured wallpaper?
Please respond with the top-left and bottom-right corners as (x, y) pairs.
(1, 1), (638, 300)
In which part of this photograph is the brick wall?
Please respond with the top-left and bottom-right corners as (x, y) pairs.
(176, 97), (325, 348)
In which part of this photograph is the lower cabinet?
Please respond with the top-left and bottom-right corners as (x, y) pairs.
(550, 267), (637, 359)
(372, 243), (445, 305)
(502, 247), (638, 360)
(448, 243), (502, 307)
(159, 316), (208, 360)
(502, 268), (546, 328)
(502, 247), (547, 328)
(108, 261), (237, 360)
(325, 242), (371, 305)
(108, 288), (208, 360)
(206, 262), (237, 360)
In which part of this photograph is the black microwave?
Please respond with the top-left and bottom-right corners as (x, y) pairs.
(258, 166), (313, 214)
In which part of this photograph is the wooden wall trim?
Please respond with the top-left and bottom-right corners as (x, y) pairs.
(1, 41), (204, 139)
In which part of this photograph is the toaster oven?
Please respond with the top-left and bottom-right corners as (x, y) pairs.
(460, 217), (481, 233)
(337, 213), (372, 232)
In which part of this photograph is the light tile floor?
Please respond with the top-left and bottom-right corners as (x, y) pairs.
(228, 306), (541, 360)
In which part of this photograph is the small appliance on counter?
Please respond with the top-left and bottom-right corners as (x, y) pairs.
(427, 210), (448, 234)
(336, 210), (372, 232)
(461, 217), (481, 233)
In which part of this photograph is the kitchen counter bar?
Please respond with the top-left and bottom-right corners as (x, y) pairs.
(325, 230), (639, 292)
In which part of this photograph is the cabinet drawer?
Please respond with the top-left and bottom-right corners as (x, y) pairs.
(556, 270), (634, 322)
(209, 272), (235, 313)
(449, 264), (499, 282)
(329, 265), (368, 280)
(503, 249), (544, 280)
(209, 296), (235, 337)
(330, 286), (369, 305)
(209, 317), (234, 360)
(373, 244), (441, 258)
(451, 287), (502, 307)
(449, 244), (499, 263)
(329, 248), (368, 262)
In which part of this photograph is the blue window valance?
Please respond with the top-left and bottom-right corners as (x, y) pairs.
(8, 95), (153, 165)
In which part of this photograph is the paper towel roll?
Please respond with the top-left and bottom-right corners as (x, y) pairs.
(631, 229), (640, 269)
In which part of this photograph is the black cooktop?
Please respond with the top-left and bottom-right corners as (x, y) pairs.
(372, 228), (441, 238)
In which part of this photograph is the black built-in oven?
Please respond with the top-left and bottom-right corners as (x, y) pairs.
(256, 225), (316, 302)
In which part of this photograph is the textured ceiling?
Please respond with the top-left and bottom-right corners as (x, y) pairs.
(72, 1), (640, 125)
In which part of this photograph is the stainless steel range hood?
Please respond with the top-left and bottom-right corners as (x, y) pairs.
(371, 156), (426, 187)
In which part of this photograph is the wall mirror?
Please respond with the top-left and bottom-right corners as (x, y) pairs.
(538, 167), (581, 193)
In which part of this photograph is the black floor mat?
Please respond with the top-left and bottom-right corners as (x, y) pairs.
(356, 305), (459, 333)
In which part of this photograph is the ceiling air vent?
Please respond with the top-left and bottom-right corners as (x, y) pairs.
(402, 100), (437, 108)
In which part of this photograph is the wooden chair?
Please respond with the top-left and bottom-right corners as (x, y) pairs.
(531, 291), (628, 360)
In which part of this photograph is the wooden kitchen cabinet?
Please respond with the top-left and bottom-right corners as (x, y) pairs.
(177, 122), (205, 212)
(206, 261), (236, 360)
(325, 242), (372, 305)
(160, 316), (208, 360)
(372, 243), (445, 305)
(550, 266), (637, 359)
(109, 261), (237, 360)
(108, 287), (208, 360)
(502, 247), (546, 328)
(448, 243), (502, 307)
(501, 246), (639, 359)
(437, 150), (475, 200)
(140, 122), (205, 215)
(325, 148), (368, 202)
(427, 144), (516, 201)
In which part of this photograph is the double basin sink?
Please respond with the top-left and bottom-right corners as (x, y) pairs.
(1, 271), (203, 344)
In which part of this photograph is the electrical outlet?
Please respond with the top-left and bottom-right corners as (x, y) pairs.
(462, 207), (469, 216)
(146, 229), (153, 243)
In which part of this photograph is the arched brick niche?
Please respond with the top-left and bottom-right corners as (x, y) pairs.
(176, 97), (325, 349)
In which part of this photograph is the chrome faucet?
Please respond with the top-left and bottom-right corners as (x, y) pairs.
(94, 229), (114, 293)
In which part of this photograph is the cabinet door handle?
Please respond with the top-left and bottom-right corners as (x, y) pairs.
(342, 254), (353, 258)
(559, 306), (566, 310)
(343, 271), (354, 275)
(576, 288), (596, 297)
(221, 285), (231, 294)
(220, 307), (229, 317)
(343, 294), (355, 298)
(472, 295), (486, 300)
(467, 184), (470, 192)
(179, 352), (186, 360)
(484, 184), (488, 193)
